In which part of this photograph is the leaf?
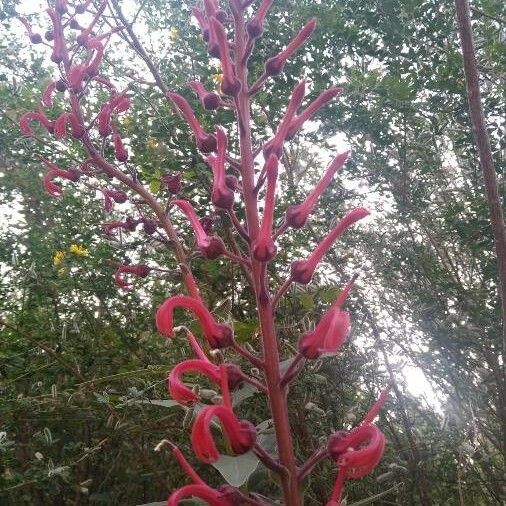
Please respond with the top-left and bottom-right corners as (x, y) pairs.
(348, 483), (403, 505)
(232, 382), (258, 407)
(125, 399), (179, 408)
(211, 451), (259, 487)
(300, 292), (315, 310)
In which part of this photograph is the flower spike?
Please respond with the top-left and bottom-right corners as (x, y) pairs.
(264, 18), (317, 76)
(290, 207), (370, 284)
(156, 295), (233, 349)
(167, 92), (217, 153)
(285, 151), (349, 229)
(172, 199), (226, 259)
(252, 154), (278, 262)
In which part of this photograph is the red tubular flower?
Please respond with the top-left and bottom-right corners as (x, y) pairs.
(114, 264), (151, 290)
(172, 199), (226, 259)
(298, 276), (355, 359)
(41, 159), (80, 197)
(246, 0), (274, 38)
(97, 104), (112, 136)
(42, 82), (57, 107)
(113, 133), (128, 162)
(190, 6), (210, 42)
(285, 151), (349, 229)
(263, 80), (306, 158)
(210, 18), (240, 96)
(188, 80), (220, 110)
(109, 95), (131, 114)
(156, 295), (233, 349)
(252, 154), (278, 262)
(360, 385), (392, 426)
(46, 8), (64, 64)
(208, 127), (234, 210)
(19, 112), (54, 136)
(168, 484), (233, 506)
(264, 18), (317, 76)
(101, 188), (127, 213)
(68, 64), (87, 93)
(17, 17), (42, 44)
(85, 39), (104, 77)
(162, 172), (182, 194)
(167, 92), (217, 153)
(290, 207), (370, 284)
(168, 360), (242, 405)
(191, 366), (256, 463)
(102, 220), (137, 235)
(54, 112), (85, 139)
(76, 0), (107, 46)
(286, 87), (343, 140)
(328, 424), (385, 478)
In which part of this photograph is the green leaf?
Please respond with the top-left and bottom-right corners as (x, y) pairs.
(211, 452), (259, 487)
(300, 292), (315, 310)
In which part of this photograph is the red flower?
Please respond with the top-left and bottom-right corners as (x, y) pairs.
(286, 87), (343, 140)
(188, 80), (221, 110)
(42, 82), (57, 108)
(113, 133), (128, 162)
(168, 484), (233, 506)
(208, 127), (234, 210)
(100, 189), (127, 213)
(285, 151), (349, 229)
(168, 360), (242, 405)
(298, 276), (355, 358)
(114, 264), (151, 290)
(246, 0), (274, 38)
(290, 207), (369, 284)
(263, 80), (306, 159)
(41, 159), (80, 197)
(264, 19), (317, 76)
(156, 295), (233, 349)
(54, 112), (85, 139)
(210, 18), (240, 96)
(252, 154), (278, 261)
(172, 199), (226, 259)
(191, 366), (256, 463)
(167, 92), (217, 153)
(19, 111), (53, 136)
(102, 219), (138, 235)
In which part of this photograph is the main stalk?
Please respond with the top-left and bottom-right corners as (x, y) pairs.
(232, 5), (302, 505)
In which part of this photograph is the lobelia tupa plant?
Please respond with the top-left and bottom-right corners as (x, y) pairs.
(18, 0), (391, 504)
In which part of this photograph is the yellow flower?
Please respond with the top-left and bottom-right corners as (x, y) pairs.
(168, 27), (178, 41)
(146, 137), (158, 150)
(53, 250), (65, 266)
(211, 73), (223, 92)
(69, 244), (88, 257)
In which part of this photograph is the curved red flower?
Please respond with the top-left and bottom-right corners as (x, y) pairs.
(156, 295), (233, 349)
(191, 404), (257, 463)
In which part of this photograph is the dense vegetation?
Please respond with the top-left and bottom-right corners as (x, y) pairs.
(0, 0), (504, 504)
